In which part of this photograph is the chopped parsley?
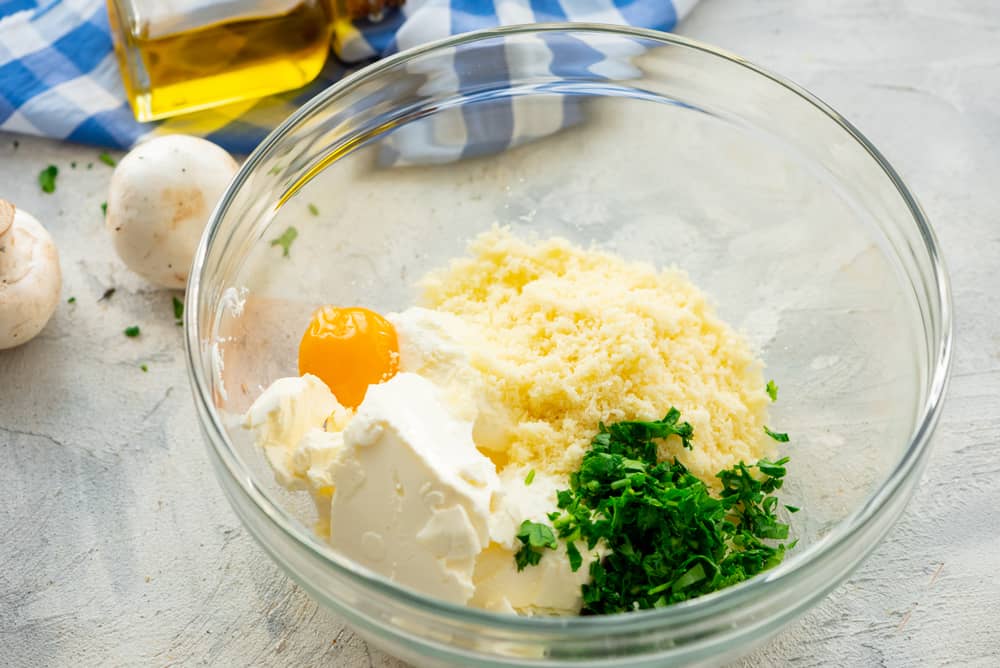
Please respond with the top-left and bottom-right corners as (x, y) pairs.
(38, 165), (58, 193)
(140, 364), (149, 372)
(529, 409), (795, 614)
(308, 203), (319, 216)
(594, 408), (694, 453)
(67, 296), (76, 304)
(524, 469), (536, 486)
(101, 201), (107, 216)
(766, 379), (778, 401)
(270, 226), (298, 258)
(172, 296), (184, 325)
(565, 541), (583, 572)
(514, 520), (558, 571)
(99, 152), (117, 167)
(763, 426), (789, 442)
(124, 325), (140, 337)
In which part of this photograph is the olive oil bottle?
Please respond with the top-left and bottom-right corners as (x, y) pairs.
(107, 0), (335, 121)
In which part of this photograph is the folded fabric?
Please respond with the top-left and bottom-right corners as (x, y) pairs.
(0, 0), (697, 155)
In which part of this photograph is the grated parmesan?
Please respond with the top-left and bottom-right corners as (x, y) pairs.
(419, 228), (773, 484)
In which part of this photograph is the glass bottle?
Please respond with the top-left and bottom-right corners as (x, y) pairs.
(107, 0), (336, 122)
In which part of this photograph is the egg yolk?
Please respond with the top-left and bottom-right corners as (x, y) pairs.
(298, 306), (399, 409)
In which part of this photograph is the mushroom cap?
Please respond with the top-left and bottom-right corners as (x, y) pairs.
(0, 202), (62, 350)
(106, 135), (239, 289)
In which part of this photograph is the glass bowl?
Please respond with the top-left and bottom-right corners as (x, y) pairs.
(185, 24), (952, 667)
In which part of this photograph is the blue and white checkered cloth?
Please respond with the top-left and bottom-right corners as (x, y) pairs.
(0, 0), (696, 155)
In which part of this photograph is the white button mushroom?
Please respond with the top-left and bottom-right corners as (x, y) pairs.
(0, 199), (61, 350)
(106, 135), (239, 289)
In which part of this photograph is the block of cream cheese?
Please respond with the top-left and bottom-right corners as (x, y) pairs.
(242, 373), (352, 537)
(326, 372), (503, 605)
(242, 373), (348, 490)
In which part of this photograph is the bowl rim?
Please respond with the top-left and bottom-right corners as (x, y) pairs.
(185, 22), (954, 635)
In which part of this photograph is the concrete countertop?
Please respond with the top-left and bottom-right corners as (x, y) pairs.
(2, 0), (998, 665)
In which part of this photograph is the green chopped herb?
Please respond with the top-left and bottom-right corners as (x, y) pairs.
(594, 408), (695, 453)
(756, 459), (788, 478)
(124, 325), (140, 338)
(514, 520), (557, 571)
(100, 201), (107, 216)
(140, 364), (149, 372)
(766, 379), (778, 402)
(785, 505), (800, 513)
(308, 203), (319, 216)
(532, 409), (796, 614)
(764, 426), (790, 442)
(86, 162), (93, 169)
(524, 469), (536, 486)
(99, 287), (116, 302)
(99, 152), (117, 167)
(38, 165), (58, 193)
(565, 540), (583, 572)
(70, 161), (77, 169)
(67, 296), (76, 304)
(172, 296), (184, 325)
(270, 226), (298, 258)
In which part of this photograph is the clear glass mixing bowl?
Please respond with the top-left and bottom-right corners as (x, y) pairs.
(185, 25), (952, 667)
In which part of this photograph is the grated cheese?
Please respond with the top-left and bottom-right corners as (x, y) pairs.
(419, 228), (773, 484)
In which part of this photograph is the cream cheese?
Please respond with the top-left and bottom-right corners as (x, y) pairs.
(241, 373), (351, 537)
(242, 373), (347, 490)
(327, 372), (502, 604)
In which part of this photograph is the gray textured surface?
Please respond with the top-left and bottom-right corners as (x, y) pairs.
(1, 0), (998, 665)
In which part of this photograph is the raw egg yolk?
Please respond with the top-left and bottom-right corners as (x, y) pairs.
(298, 306), (399, 409)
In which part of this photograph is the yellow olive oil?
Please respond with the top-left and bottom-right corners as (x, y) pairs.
(107, 0), (333, 121)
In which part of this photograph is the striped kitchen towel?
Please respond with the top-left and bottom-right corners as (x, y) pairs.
(0, 0), (697, 155)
